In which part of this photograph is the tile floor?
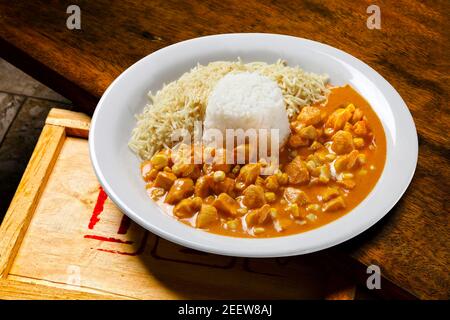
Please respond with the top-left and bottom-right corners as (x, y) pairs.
(0, 58), (73, 221)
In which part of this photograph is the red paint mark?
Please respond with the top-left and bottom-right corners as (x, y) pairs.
(96, 249), (138, 256)
(84, 235), (133, 244)
(117, 215), (131, 234)
(96, 232), (149, 256)
(88, 186), (108, 229)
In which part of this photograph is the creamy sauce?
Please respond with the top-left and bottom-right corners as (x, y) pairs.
(142, 85), (386, 238)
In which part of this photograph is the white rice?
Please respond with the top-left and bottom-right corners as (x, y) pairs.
(204, 72), (291, 146)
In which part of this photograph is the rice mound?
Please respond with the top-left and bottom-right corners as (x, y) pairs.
(129, 59), (329, 160)
(204, 72), (291, 146)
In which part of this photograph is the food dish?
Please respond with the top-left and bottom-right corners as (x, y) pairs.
(137, 69), (386, 237)
(89, 34), (417, 256)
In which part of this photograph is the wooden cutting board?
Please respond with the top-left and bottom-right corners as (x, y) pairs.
(0, 108), (356, 300)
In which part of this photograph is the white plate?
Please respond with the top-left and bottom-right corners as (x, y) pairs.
(89, 34), (418, 257)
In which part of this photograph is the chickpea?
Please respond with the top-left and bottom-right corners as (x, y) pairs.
(306, 160), (316, 171)
(225, 219), (239, 230)
(150, 153), (169, 170)
(353, 137), (365, 149)
(150, 187), (165, 200)
(235, 181), (246, 191)
(357, 154), (367, 165)
(319, 166), (331, 183)
(306, 204), (321, 212)
(342, 172), (354, 180)
(253, 227), (266, 235)
(324, 127), (334, 136)
(213, 170), (225, 182)
(306, 213), (318, 221)
(265, 175), (279, 191)
(264, 192), (276, 203)
(358, 169), (368, 176)
(276, 172), (289, 185)
(287, 203), (300, 218)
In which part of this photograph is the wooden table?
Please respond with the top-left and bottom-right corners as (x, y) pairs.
(1, 0), (448, 299)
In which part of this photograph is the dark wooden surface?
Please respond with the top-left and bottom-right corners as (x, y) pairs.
(0, 0), (448, 299)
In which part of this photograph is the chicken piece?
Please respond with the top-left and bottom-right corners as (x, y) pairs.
(345, 150), (359, 169)
(242, 185), (266, 209)
(141, 160), (159, 182)
(337, 179), (356, 189)
(171, 162), (191, 177)
(289, 133), (309, 148)
(165, 178), (194, 204)
(351, 108), (363, 124)
(345, 103), (355, 113)
(213, 193), (240, 216)
(212, 177), (236, 197)
(298, 125), (317, 140)
(353, 137), (365, 149)
(236, 163), (261, 188)
(322, 187), (340, 202)
(297, 106), (322, 126)
(323, 196), (346, 212)
(173, 197), (202, 218)
(194, 175), (213, 198)
(353, 120), (368, 136)
(284, 156), (310, 185)
(318, 165), (331, 184)
(283, 187), (310, 205)
(343, 122), (353, 132)
(310, 141), (323, 151)
(153, 171), (177, 191)
(331, 130), (354, 155)
(290, 120), (306, 135)
(334, 156), (346, 172)
(255, 176), (265, 187)
(150, 152), (170, 170)
(245, 204), (271, 227)
(264, 175), (279, 191)
(334, 150), (359, 172)
(326, 108), (352, 131)
(143, 168), (159, 182)
(196, 204), (218, 228)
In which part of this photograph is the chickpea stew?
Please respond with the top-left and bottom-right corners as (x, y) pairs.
(141, 85), (386, 238)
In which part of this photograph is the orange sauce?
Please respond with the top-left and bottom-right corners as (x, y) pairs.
(143, 85), (386, 238)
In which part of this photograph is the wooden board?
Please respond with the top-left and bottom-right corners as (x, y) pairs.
(0, 108), (357, 300)
(1, 1), (449, 299)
